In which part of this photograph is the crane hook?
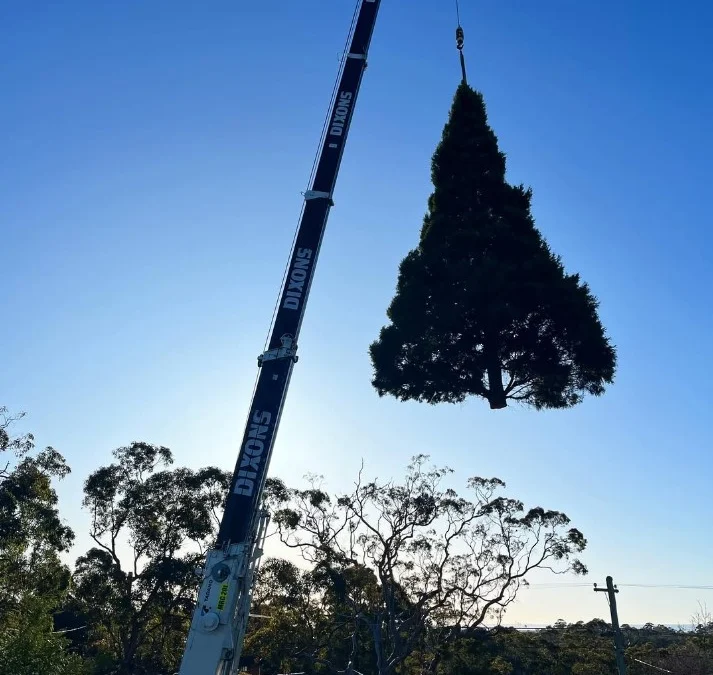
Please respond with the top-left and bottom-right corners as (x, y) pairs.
(454, 0), (467, 84)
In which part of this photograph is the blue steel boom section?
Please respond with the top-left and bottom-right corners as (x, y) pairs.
(178, 2), (382, 673)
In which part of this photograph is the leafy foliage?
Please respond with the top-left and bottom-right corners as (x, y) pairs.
(0, 407), (78, 673)
(0, 407), (74, 609)
(5, 411), (711, 675)
(0, 595), (85, 675)
(73, 441), (231, 675)
(264, 456), (586, 675)
(247, 558), (364, 675)
(0, 407), (74, 562)
(245, 611), (713, 675)
(370, 83), (616, 410)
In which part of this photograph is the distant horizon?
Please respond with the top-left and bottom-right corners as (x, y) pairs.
(498, 623), (699, 631)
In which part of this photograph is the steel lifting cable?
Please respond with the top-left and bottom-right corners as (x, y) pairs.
(262, 0), (362, 350)
(454, 0), (467, 83)
(243, 1), (362, 443)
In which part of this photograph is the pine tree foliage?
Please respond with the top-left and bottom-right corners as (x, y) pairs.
(370, 83), (616, 410)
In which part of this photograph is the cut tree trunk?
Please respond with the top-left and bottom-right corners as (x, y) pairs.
(486, 357), (507, 409)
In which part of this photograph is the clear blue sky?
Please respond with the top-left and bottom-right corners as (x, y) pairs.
(2, 0), (712, 626)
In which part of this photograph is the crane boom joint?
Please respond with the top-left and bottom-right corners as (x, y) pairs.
(257, 334), (298, 366)
(304, 189), (334, 204)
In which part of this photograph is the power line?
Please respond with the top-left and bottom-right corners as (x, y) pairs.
(525, 583), (713, 591)
(621, 584), (713, 590)
(632, 657), (673, 673)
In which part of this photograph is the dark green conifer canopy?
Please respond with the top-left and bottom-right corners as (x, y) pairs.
(370, 83), (616, 410)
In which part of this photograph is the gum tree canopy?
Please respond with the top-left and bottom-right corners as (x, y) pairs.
(370, 83), (616, 410)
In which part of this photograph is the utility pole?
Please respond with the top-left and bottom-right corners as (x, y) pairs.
(594, 576), (627, 675)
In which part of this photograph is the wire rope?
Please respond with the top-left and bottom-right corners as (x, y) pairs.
(262, 0), (362, 350)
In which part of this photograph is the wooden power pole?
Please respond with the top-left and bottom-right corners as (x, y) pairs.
(595, 576), (627, 675)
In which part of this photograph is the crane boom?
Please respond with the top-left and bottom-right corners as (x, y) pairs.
(178, 2), (381, 673)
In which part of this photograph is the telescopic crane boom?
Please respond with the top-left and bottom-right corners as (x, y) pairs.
(178, 2), (381, 673)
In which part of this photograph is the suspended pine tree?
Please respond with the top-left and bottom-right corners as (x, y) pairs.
(370, 82), (616, 410)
